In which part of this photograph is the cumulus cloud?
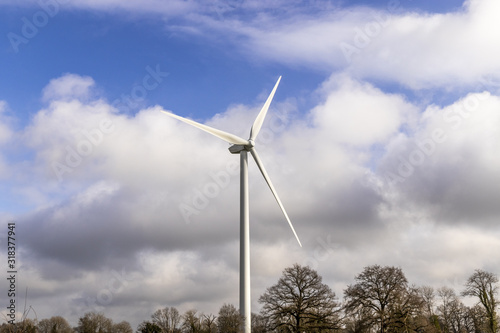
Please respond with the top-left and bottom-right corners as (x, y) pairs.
(7, 0), (500, 90)
(182, 0), (500, 89)
(376, 91), (500, 225)
(1, 4), (500, 319)
(310, 74), (416, 146)
(42, 74), (96, 103)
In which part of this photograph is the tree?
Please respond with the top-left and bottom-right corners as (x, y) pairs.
(38, 317), (74, 333)
(112, 322), (132, 333)
(201, 314), (217, 333)
(344, 265), (413, 333)
(75, 312), (113, 333)
(462, 269), (499, 333)
(3, 319), (37, 333)
(251, 313), (270, 333)
(343, 306), (373, 333)
(259, 264), (341, 332)
(216, 304), (242, 333)
(388, 286), (427, 333)
(151, 307), (181, 333)
(462, 305), (488, 333)
(437, 287), (464, 333)
(137, 322), (162, 333)
(181, 310), (201, 333)
(420, 286), (437, 317)
(419, 286), (441, 333)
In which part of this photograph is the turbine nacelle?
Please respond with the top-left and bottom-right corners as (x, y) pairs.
(229, 139), (255, 154)
(229, 144), (249, 154)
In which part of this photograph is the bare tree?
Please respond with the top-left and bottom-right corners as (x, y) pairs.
(216, 304), (242, 333)
(137, 321), (162, 333)
(419, 286), (441, 333)
(3, 319), (37, 333)
(151, 307), (181, 333)
(259, 264), (341, 332)
(437, 287), (460, 333)
(38, 316), (74, 333)
(462, 270), (499, 333)
(420, 286), (437, 318)
(201, 314), (217, 333)
(251, 313), (270, 333)
(343, 306), (373, 333)
(463, 304), (487, 333)
(344, 265), (411, 333)
(75, 312), (114, 333)
(438, 287), (471, 333)
(181, 310), (201, 333)
(390, 286), (427, 333)
(112, 321), (132, 333)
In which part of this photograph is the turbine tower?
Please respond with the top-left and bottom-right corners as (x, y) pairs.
(160, 76), (301, 333)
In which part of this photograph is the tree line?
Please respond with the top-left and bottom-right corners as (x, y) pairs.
(1, 264), (498, 333)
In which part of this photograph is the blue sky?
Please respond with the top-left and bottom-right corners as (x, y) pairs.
(1, 0), (500, 329)
(0, 0), (467, 122)
(1, 3), (326, 122)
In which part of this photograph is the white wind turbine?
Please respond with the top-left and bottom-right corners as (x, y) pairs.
(160, 76), (301, 333)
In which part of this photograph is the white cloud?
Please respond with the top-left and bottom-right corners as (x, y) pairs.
(42, 74), (96, 103)
(5, 0), (499, 89)
(186, 0), (500, 89)
(2, 61), (500, 326)
(349, 0), (500, 88)
(376, 90), (500, 224)
(1, 0), (500, 328)
(310, 73), (416, 146)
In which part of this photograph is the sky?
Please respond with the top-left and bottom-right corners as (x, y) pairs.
(1, 0), (500, 329)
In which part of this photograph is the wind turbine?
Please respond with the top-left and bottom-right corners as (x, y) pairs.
(160, 76), (301, 333)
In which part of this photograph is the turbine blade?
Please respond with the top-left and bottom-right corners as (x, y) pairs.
(250, 148), (302, 247)
(160, 110), (249, 146)
(249, 76), (281, 142)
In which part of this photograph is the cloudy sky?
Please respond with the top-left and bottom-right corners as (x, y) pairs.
(1, 0), (500, 328)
